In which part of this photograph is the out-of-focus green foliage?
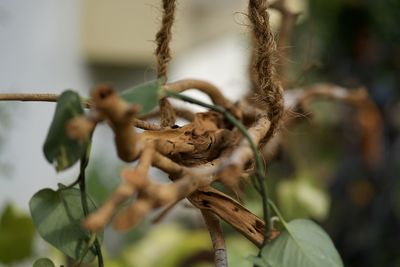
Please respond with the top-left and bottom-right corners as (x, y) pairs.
(277, 173), (330, 221)
(287, 103), (343, 174)
(120, 224), (211, 267)
(100, 223), (259, 267)
(86, 158), (122, 205)
(0, 204), (35, 264)
(225, 235), (258, 267)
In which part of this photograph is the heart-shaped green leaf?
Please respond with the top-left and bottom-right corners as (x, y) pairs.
(0, 205), (35, 264)
(250, 219), (343, 267)
(43, 90), (85, 171)
(33, 258), (56, 267)
(29, 187), (102, 263)
(120, 78), (164, 115)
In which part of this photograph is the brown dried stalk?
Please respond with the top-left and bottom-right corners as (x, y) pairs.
(164, 79), (236, 113)
(80, 85), (272, 233)
(201, 210), (227, 267)
(139, 107), (195, 122)
(0, 81), (380, 252)
(0, 80), (381, 248)
(0, 93), (58, 102)
(0, 1), (383, 266)
(190, 186), (280, 247)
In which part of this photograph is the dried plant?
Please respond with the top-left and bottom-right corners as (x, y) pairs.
(0, 0), (383, 267)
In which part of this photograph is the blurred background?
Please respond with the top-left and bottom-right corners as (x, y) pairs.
(0, 0), (399, 266)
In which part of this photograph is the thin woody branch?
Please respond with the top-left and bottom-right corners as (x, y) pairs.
(163, 79), (234, 111)
(139, 107), (195, 122)
(201, 210), (227, 267)
(91, 85), (141, 162)
(83, 145), (153, 231)
(0, 93), (58, 102)
(132, 118), (161, 131)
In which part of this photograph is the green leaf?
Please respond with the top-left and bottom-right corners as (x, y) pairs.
(252, 219), (343, 267)
(33, 258), (56, 267)
(43, 90), (85, 171)
(0, 204), (35, 264)
(29, 187), (102, 263)
(120, 78), (164, 115)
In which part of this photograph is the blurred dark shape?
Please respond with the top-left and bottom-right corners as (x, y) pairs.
(177, 249), (213, 267)
(293, 1), (400, 266)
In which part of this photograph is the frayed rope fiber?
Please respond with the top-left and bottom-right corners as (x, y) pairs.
(248, 0), (284, 137)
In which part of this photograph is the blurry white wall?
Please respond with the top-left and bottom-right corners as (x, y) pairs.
(0, 0), (89, 210)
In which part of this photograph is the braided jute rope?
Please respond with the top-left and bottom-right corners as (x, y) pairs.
(155, 0), (177, 127)
(155, 0), (176, 78)
(248, 0), (284, 137)
(154, 0), (284, 133)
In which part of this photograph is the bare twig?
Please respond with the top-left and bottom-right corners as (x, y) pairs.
(83, 146), (152, 231)
(201, 210), (227, 267)
(132, 118), (161, 131)
(138, 107), (195, 122)
(0, 93), (58, 102)
(164, 79), (235, 111)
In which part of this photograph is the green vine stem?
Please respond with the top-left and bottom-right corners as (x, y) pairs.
(165, 90), (272, 242)
(268, 199), (288, 228)
(78, 143), (104, 267)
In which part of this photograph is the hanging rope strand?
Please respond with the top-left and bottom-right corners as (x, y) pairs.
(155, 0), (176, 78)
(155, 0), (177, 127)
(248, 0), (284, 138)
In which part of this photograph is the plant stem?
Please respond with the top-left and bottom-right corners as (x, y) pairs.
(165, 90), (225, 112)
(267, 199), (288, 227)
(0, 93), (58, 102)
(0, 93), (91, 107)
(78, 143), (104, 267)
(165, 90), (272, 241)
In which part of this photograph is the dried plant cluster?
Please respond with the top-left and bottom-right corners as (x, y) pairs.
(0, 0), (383, 266)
